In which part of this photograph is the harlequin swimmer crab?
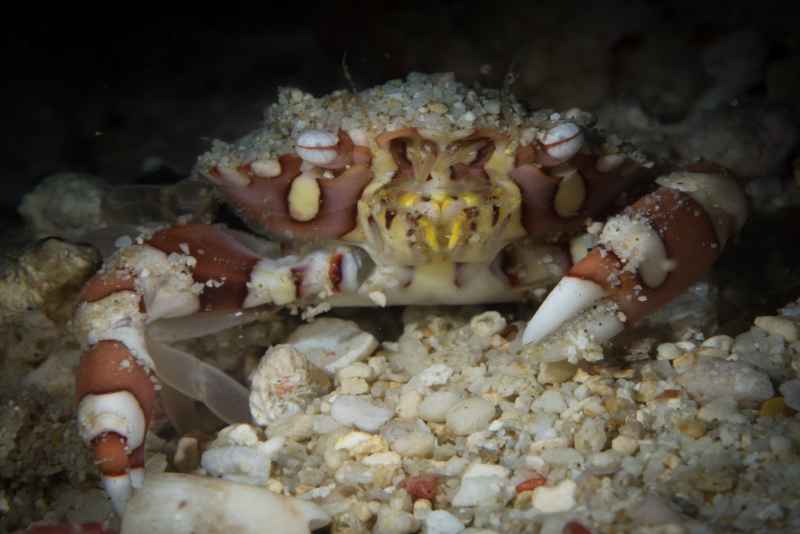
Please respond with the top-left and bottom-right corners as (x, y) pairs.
(73, 72), (747, 513)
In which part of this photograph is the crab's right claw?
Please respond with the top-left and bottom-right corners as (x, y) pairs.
(522, 171), (747, 357)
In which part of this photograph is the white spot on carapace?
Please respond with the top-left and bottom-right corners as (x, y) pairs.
(543, 122), (583, 161)
(296, 129), (339, 165)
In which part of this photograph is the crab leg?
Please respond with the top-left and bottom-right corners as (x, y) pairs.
(522, 171), (747, 354)
(75, 224), (363, 513)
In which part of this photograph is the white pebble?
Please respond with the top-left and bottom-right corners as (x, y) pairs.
(531, 390), (567, 413)
(470, 311), (507, 337)
(675, 359), (774, 405)
(532, 479), (577, 513)
(419, 391), (461, 423)
(373, 507), (419, 534)
(451, 463), (510, 507)
(414, 364), (454, 387)
(249, 345), (324, 426)
(288, 318), (379, 375)
(446, 397), (497, 436)
(754, 315), (799, 342)
(331, 395), (393, 432)
(779, 379), (800, 411)
(425, 510), (465, 534)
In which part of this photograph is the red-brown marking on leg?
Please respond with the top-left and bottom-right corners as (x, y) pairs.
(509, 163), (567, 238)
(77, 341), (156, 419)
(80, 272), (136, 303)
(569, 188), (719, 324)
(329, 253), (343, 292)
(92, 433), (129, 477)
(147, 224), (260, 310)
(128, 443), (145, 470)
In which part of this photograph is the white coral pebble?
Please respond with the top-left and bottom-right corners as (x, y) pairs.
(425, 510), (465, 534)
(532, 479), (577, 513)
(249, 345), (323, 426)
(331, 395), (393, 432)
(451, 463), (510, 507)
(446, 397), (496, 435)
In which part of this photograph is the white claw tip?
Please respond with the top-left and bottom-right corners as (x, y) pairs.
(104, 473), (132, 516)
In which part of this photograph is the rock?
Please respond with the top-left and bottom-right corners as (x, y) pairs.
(425, 510), (465, 534)
(373, 506), (419, 534)
(779, 379), (800, 411)
(249, 345), (329, 426)
(381, 419), (435, 458)
(531, 390), (567, 414)
(531, 479), (577, 513)
(419, 391), (462, 423)
(675, 359), (774, 406)
(445, 397), (497, 436)
(451, 463), (510, 507)
(331, 395), (394, 432)
(288, 318), (378, 375)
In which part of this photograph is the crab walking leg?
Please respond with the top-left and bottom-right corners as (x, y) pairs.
(522, 172), (747, 352)
(74, 224), (364, 513)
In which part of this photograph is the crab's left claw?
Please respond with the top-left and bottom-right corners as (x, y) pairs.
(522, 171), (747, 357)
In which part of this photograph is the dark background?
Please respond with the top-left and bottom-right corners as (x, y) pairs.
(1, 1), (798, 219)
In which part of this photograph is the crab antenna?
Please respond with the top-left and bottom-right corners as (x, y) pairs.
(499, 54), (523, 137)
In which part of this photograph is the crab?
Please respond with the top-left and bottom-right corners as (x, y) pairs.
(72, 72), (747, 514)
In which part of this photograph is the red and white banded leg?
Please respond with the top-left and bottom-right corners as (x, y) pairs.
(522, 171), (747, 358)
(75, 224), (363, 513)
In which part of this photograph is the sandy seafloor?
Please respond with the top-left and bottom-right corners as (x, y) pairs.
(2, 2), (800, 532)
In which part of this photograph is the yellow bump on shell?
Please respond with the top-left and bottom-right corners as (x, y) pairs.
(553, 171), (587, 218)
(431, 191), (449, 204)
(462, 192), (480, 207)
(288, 174), (321, 222)
(418, 217), (439, 251)
(399, 193), (419, 208)
(448, 212), (466, 250)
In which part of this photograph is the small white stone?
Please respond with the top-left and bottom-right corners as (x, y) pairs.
(362, 451), (402, 466)
(698, 396), (746, 423)
(611, 435), (639, 455)
(531, 479), (577, 513)
(451, 463), (510, 507)
(382, 419), (435, 458)
(415, 364), (454, 387)
(446, 397), (497, 436)
(419, 391), (461, 423)
(532, 390), (567, 413)
(470, 311), (507, 338)
(425, 510), (465, 534)
(373, 506), (419, 534)
(249, 345), (324, 426)
(754, 315), (799, 342)
(656, 342), (683, 360)
(334, 431), (388, 455)
(779, 379), (800, 411)
(331, 395), (394, 432)
(537, 361), (577, 384)
(288, 318), (379, 375)
(397, 389), (422, 419)
(541, 447), (583, 466)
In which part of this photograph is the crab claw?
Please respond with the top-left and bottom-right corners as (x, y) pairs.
(522, 171), (747, 357)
